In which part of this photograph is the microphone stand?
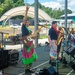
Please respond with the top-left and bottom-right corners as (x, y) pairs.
(61, 27), (75, 66)
(55, 27), (68, 74)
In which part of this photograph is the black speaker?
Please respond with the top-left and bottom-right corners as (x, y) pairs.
(8, 50), (19, 65)
(47, 66), (57, 75)
(71, 64), (75, 71)
(0, 49), (9, 70)
(66, 46), (75, 55)
(40, 66), (57, 75)
(69, 62), (75, 71)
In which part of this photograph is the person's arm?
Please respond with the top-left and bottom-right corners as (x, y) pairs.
(22, 36), (30, 47)
(48, 35), (50, 43)
(48, 29), (52, 46)
(23, 6), (29, 25)
(48, 35), (51, 43)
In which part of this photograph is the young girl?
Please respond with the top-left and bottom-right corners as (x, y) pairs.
(21, 6), (38, 74)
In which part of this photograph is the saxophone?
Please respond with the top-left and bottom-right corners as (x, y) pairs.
(57, 27), (64, 45)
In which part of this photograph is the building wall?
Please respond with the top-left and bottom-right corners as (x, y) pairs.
(61, 16), (75, 23)
(0, 21), (2, 25)
(61, 15), (75, 28)
(72, 17), (75, 22)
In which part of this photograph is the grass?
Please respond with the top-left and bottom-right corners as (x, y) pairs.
(39, 34), (48, 39)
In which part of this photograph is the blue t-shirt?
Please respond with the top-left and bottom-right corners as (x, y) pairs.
(48, 28), (58, 40)
(21, 24), (29, 37)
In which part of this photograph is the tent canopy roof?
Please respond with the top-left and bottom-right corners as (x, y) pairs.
(0, 6), (51, 21)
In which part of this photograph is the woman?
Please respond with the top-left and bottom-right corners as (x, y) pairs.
(48, 21), (59, 66)
(21, 6), (38, 74)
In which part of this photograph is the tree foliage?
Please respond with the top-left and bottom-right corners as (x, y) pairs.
(0, 0), (5, 3)
(0, 1), (73, 19)
(31, 2), (72, 19)
(0, 0), (25, 17)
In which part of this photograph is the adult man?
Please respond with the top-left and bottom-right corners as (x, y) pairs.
(48, 21), (59, 65)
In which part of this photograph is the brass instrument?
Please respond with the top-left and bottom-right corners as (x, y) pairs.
(57, 27), (64, 45)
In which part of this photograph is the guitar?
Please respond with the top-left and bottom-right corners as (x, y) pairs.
(22, 24), (47, 51)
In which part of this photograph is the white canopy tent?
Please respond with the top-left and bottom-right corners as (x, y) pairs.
(0, 6), (51, 22)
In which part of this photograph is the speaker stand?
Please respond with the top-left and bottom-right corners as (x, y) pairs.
(56, 42), (62, 75)
(55, 60), (60, 75)
(0, 32), (9, 75)
(18, 41), (23, 62)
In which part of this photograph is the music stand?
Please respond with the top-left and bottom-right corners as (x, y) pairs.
(0, 32), (9, 75)
(62, 27), (75, 66)
(55, 44), (61, 75)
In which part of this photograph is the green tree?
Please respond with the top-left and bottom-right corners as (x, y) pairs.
(12, 0), (25, 7)
(0, 0), (5, 3)
(0, 1), (73, 19)
(0, 8), (3, 17)
(1, 0), (13, 14)
(12, 0), (24, 3)
(0, 0), (25, 16)
(12, 0), (18, 3)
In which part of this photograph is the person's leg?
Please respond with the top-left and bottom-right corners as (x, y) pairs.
(49, 49), (57, 66)
(49, 41), (57, 66)
(25, 64), (29, 74)
(28, 63), (32, 69)
(25, 63), (34, 74)
(28, 63), (34, 73)
(57, 42), (62, 61)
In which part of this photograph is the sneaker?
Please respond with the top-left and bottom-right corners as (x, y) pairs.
(56, 60), (60, 63)
(51, 62), (56, 66)
(25, 69), (29, 74)
(49, 60), (56, 66)
(49, 60), (51, 64)
(25, 69), (34, 73)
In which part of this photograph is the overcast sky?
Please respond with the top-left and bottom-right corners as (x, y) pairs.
(24, 0), (75, 11)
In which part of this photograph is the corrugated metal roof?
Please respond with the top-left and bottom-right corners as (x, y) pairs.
(61, 13), (75, 17)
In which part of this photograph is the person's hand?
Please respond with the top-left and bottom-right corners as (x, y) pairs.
(49, 43), (52, 46)
(38, 28), (41, 32)
(26, 5), (29, 11)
